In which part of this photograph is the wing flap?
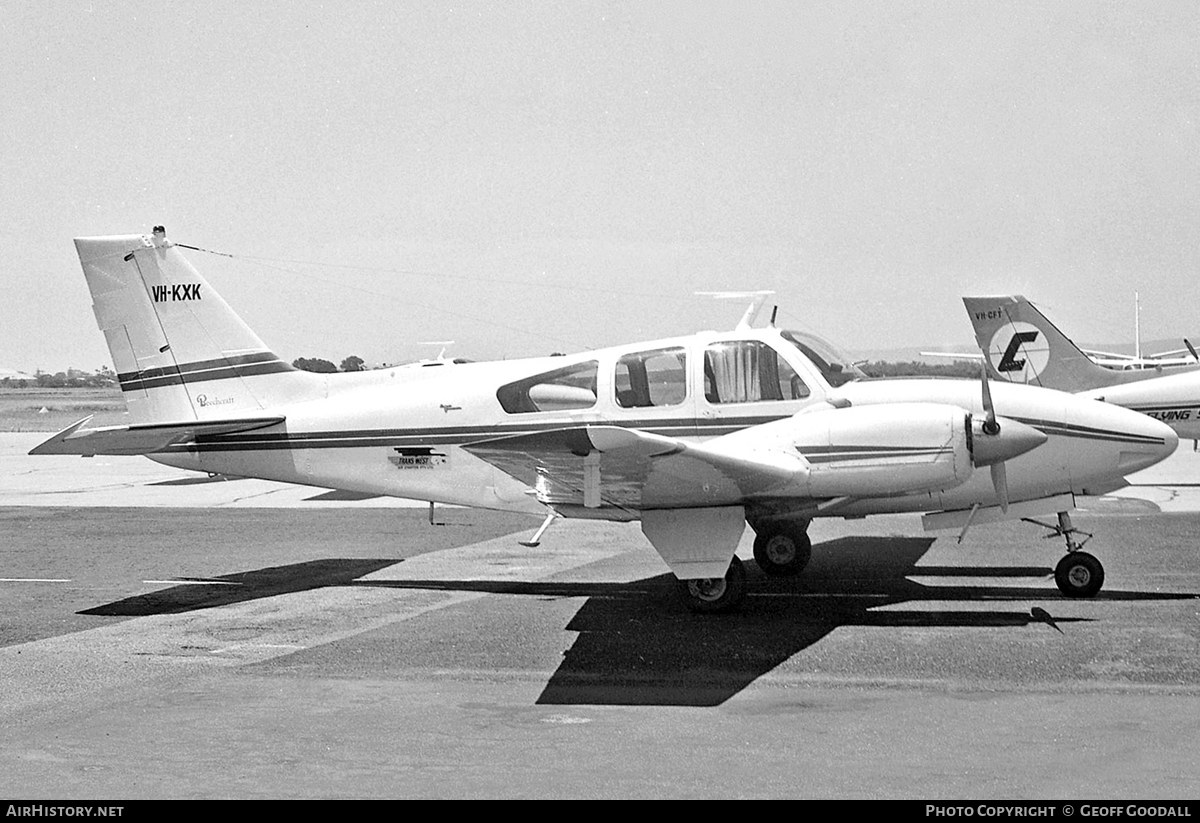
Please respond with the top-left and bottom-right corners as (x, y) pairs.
(465, 425), (807, 512)
(30, 415), (286, 456)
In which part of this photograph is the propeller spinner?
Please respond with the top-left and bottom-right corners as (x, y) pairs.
(970, 362), (1047, 511)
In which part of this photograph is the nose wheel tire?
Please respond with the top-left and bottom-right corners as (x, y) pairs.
(1054, 551), (1104, 598)
(676, 556), (746, 613)
(752, 527), (812, 577)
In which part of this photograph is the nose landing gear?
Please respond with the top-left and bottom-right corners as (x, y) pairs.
(1023, 511), (1104, 598)
(1054, 551), (1105, 598)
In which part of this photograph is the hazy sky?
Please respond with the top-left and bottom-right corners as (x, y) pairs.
(3, 1), (1199, 372)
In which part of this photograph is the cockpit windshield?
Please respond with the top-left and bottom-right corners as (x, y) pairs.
(780, 330), (866, 387)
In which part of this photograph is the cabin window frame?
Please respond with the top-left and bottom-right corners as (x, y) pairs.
(613, 346), (689, 409)
(702, 339), (811, 405)
(496, 360), (600, 414)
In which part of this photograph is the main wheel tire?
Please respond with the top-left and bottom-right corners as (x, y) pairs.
(1054, 551), (1105, 598)
(752, 529), (812, 577)
(676, 556), (746, 613)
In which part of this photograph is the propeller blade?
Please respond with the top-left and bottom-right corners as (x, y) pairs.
(991, 461), (1009, 513)
(980, 362), (1000, 434)
(975, 355), (1035, 514)
(1187, 338), (1198, 362)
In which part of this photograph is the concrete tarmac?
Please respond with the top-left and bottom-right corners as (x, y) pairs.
(2, 434), (1199, 799)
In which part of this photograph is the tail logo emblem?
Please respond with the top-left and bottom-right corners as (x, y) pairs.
(987, 322), (1050, 382)
(998, 331), (1039, 372)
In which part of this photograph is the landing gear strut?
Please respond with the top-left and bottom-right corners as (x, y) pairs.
(675, 556), (746, 613)
(751, 521), (812, 577)
(1024, 511), (1105, 598)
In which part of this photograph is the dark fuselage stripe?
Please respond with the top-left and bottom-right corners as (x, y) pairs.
(174, 416), (781, 451)
(1013, 417), (1166, 446)
(805, 448), (952, 464)
(146, 406), (1164, 456)
(119, 353), (294, 392)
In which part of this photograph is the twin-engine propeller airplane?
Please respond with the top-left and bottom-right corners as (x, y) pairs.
(963, 295), (1200, 444)
(34, 230), (1178, 611)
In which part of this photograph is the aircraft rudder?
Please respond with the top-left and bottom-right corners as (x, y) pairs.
(75, 228), (311, 424)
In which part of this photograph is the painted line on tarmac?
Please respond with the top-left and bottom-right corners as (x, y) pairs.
(754, 592), (891, 599)
(141, 579), (243, 586)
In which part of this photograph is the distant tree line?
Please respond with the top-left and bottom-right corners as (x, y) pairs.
(857, 360), (981, 379)
(291, 356), (365, 373)
(1, 367), (117, 389)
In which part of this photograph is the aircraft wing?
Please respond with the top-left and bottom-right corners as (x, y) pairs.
(30, 415), (285, 456)
(1083, 349), (1137, 361)
(1144, 348), (1194, 361)
(464, 425), (805, 513)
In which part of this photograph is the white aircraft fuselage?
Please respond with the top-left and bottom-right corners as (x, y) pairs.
(33, 233), (1178, 610)
(139, 330), (1174, 522)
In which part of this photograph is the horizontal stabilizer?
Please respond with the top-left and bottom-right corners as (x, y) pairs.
(29, 415), (285, 456)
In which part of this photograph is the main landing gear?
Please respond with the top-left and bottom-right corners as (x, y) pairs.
(675, 556), (746, 614)
(673, 509), (1108, 613)
(674, 518), (812, 613)
(751, 520), (812, 577)
(1024, 511), (1105, 598)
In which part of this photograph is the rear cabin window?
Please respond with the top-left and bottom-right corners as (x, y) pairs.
(497, 361), (599, 413)
(614, 347), (687, 408)
(704, 340), (810, 404)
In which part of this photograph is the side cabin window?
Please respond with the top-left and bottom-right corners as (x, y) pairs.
(704, 340), (810, 404)
(615, 347), (687, 408)
(497, 360), (599, 413)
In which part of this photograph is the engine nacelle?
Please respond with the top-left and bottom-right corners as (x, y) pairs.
(787, 403), (973, 498)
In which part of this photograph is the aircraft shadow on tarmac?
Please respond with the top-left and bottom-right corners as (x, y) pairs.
(78, 559), (402, 616)
(78, 535), (1198, 707)
(151, 475), (243, 486)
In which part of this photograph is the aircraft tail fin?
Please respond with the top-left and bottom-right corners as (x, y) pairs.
(962, 295), (1121, 392)
(75, 228), (319, 424)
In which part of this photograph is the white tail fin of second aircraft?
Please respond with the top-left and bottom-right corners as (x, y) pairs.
(76, 228), (320, 424)
(962, 295), (1125, 393)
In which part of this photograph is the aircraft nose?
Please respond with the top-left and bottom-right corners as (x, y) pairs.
(1115, 410), (1179, 475)
(1066, 397), (1177, 489)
